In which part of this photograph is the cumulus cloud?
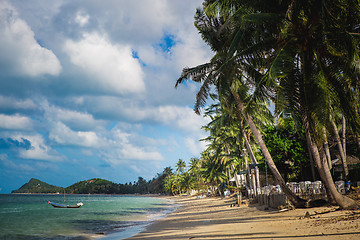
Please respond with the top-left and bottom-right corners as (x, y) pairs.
(86, 96), (209, 133)
(0, 0), (213, 190)
(0, 138), (31, 149)
(0, 1), (62, 77)
(49, 122), (99, 147)
(153, 105), (208, 133)
(0, 96), (36, 111)
(12, 134), (63, 161)
(99, 128), (164, 166)
(75, 10), (89, 27)
(43, 103), (105, 131)
(0, 114), (33, 130)
(63, 32), (145, 95)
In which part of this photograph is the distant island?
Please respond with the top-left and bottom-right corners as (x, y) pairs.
(12, 176), (167, 194)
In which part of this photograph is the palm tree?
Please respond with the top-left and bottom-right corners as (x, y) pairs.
(200, 151), (228, 195)
(189, 157), (201, 175)
(176, 159), (186, 175)
(176, 5), (306, 207)
(223, 0), (360, 208)
(188, 157), (205, 191)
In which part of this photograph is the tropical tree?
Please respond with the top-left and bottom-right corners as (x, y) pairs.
(216, 0), (360, 208)
(200, 151), (228, 195)
(263, 117), (310, 182)
(188, 157), (205, 191)
(176, 2), (306, 207)
(176, 159), (186, 175)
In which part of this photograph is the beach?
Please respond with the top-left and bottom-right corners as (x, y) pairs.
(126, 196), (360, 240)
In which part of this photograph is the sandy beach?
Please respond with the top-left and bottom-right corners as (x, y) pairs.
(125, 196), (360, 240)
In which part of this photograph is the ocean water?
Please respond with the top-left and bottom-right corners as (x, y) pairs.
(0, 194), (173, 240)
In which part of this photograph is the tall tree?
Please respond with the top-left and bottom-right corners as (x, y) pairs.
(176, 4), (306, 207)
(176, 159), (186, 175)
(229, 0), (360, 208)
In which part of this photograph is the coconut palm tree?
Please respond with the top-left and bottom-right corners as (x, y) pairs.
(176, 159), (186, 175)
(221, 0), (360, 208)
(200, 151), (228, 195)
(176, 4), (306, 207)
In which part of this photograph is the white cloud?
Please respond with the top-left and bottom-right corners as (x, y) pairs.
(13, 134), (63, 161)
(75, 10), (89, 27)
(83, 96), (209, 133)
(153, 105), (208, 133)
(64, 32), (145, 95)
(0, 96), (36, 111)
(43, 103), (105, 131)
(184, 136), (207, 156)
(0, 114), (33, 130)
(49, 122), (99, 147)
(99, 128), (164, 166)
(0, 1), (62, 77)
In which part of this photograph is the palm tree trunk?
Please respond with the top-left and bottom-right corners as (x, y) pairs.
(323, 129), (332, 169)
(240, 124), (261, 193)
(330, 117), (349, 178)
(303, 114), (358, 209)
(232, 90), (306, 207)
(306, 142), (317, 181)
(342, 116), (346, 157)
(230, 163), (241, 189)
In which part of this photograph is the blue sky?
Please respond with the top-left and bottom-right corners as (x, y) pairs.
(0, 0), (212, 193)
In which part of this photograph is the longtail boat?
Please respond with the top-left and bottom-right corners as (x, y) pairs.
(47, 200), (83, 208)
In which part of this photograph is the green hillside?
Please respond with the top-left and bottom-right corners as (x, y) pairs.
(65, 178), (121, 194)
(12, 178), (64, 194)
(12, 175), (167, 194)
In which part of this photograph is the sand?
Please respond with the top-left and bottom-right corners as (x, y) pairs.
(125, 195), (360, 240)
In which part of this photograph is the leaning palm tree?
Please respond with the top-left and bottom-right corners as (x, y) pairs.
(227, 0), (360, 208)
(176, 5), (306, 207)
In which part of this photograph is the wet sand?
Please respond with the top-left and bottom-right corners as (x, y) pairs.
(125, 195), (360, 240)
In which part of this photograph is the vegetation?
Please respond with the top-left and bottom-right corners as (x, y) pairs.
(263, 117), (311, 182)
(173, 0), (360, 209)
(12, 178), (64, 194)
(13, 1), (360, 210)
(12, 171), (173, 194)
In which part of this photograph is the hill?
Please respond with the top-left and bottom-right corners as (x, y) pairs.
(12, 175), (167, 194)
(12, 178), (64, 194)
(65, 178), (122, 194)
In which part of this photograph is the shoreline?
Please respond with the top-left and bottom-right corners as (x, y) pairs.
(123, 195), (360, 240)
(99, 196), (179, 240)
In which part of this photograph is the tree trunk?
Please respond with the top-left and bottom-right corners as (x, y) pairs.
(230, 163), (241, 189)
(323, 129), (332, 169)
(304, 115), (358, 209)
(240, 124), (261, 193)
(330, 117), (349, 178)
(306, 142), (317, 181)
(232, 90), (306, 207)
(342, 116), (346, 157)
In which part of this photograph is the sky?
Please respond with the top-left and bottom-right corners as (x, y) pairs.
(0, 0), (213, 193)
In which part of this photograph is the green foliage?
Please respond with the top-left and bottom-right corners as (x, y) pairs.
(12, 168), (175, 195)
(263, 117), (310, 181)
(12, 178), (64, 194)
(66, 178), (120, 194)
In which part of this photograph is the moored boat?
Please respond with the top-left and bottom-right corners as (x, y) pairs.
(47, 200), (83, 208)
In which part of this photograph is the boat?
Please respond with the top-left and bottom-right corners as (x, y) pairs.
(47, 200), (84, 208)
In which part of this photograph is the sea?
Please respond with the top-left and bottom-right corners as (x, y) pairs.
(0, 194), (175, 240)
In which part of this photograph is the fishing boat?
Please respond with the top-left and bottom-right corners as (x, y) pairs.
(47, 200), (84, 208)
